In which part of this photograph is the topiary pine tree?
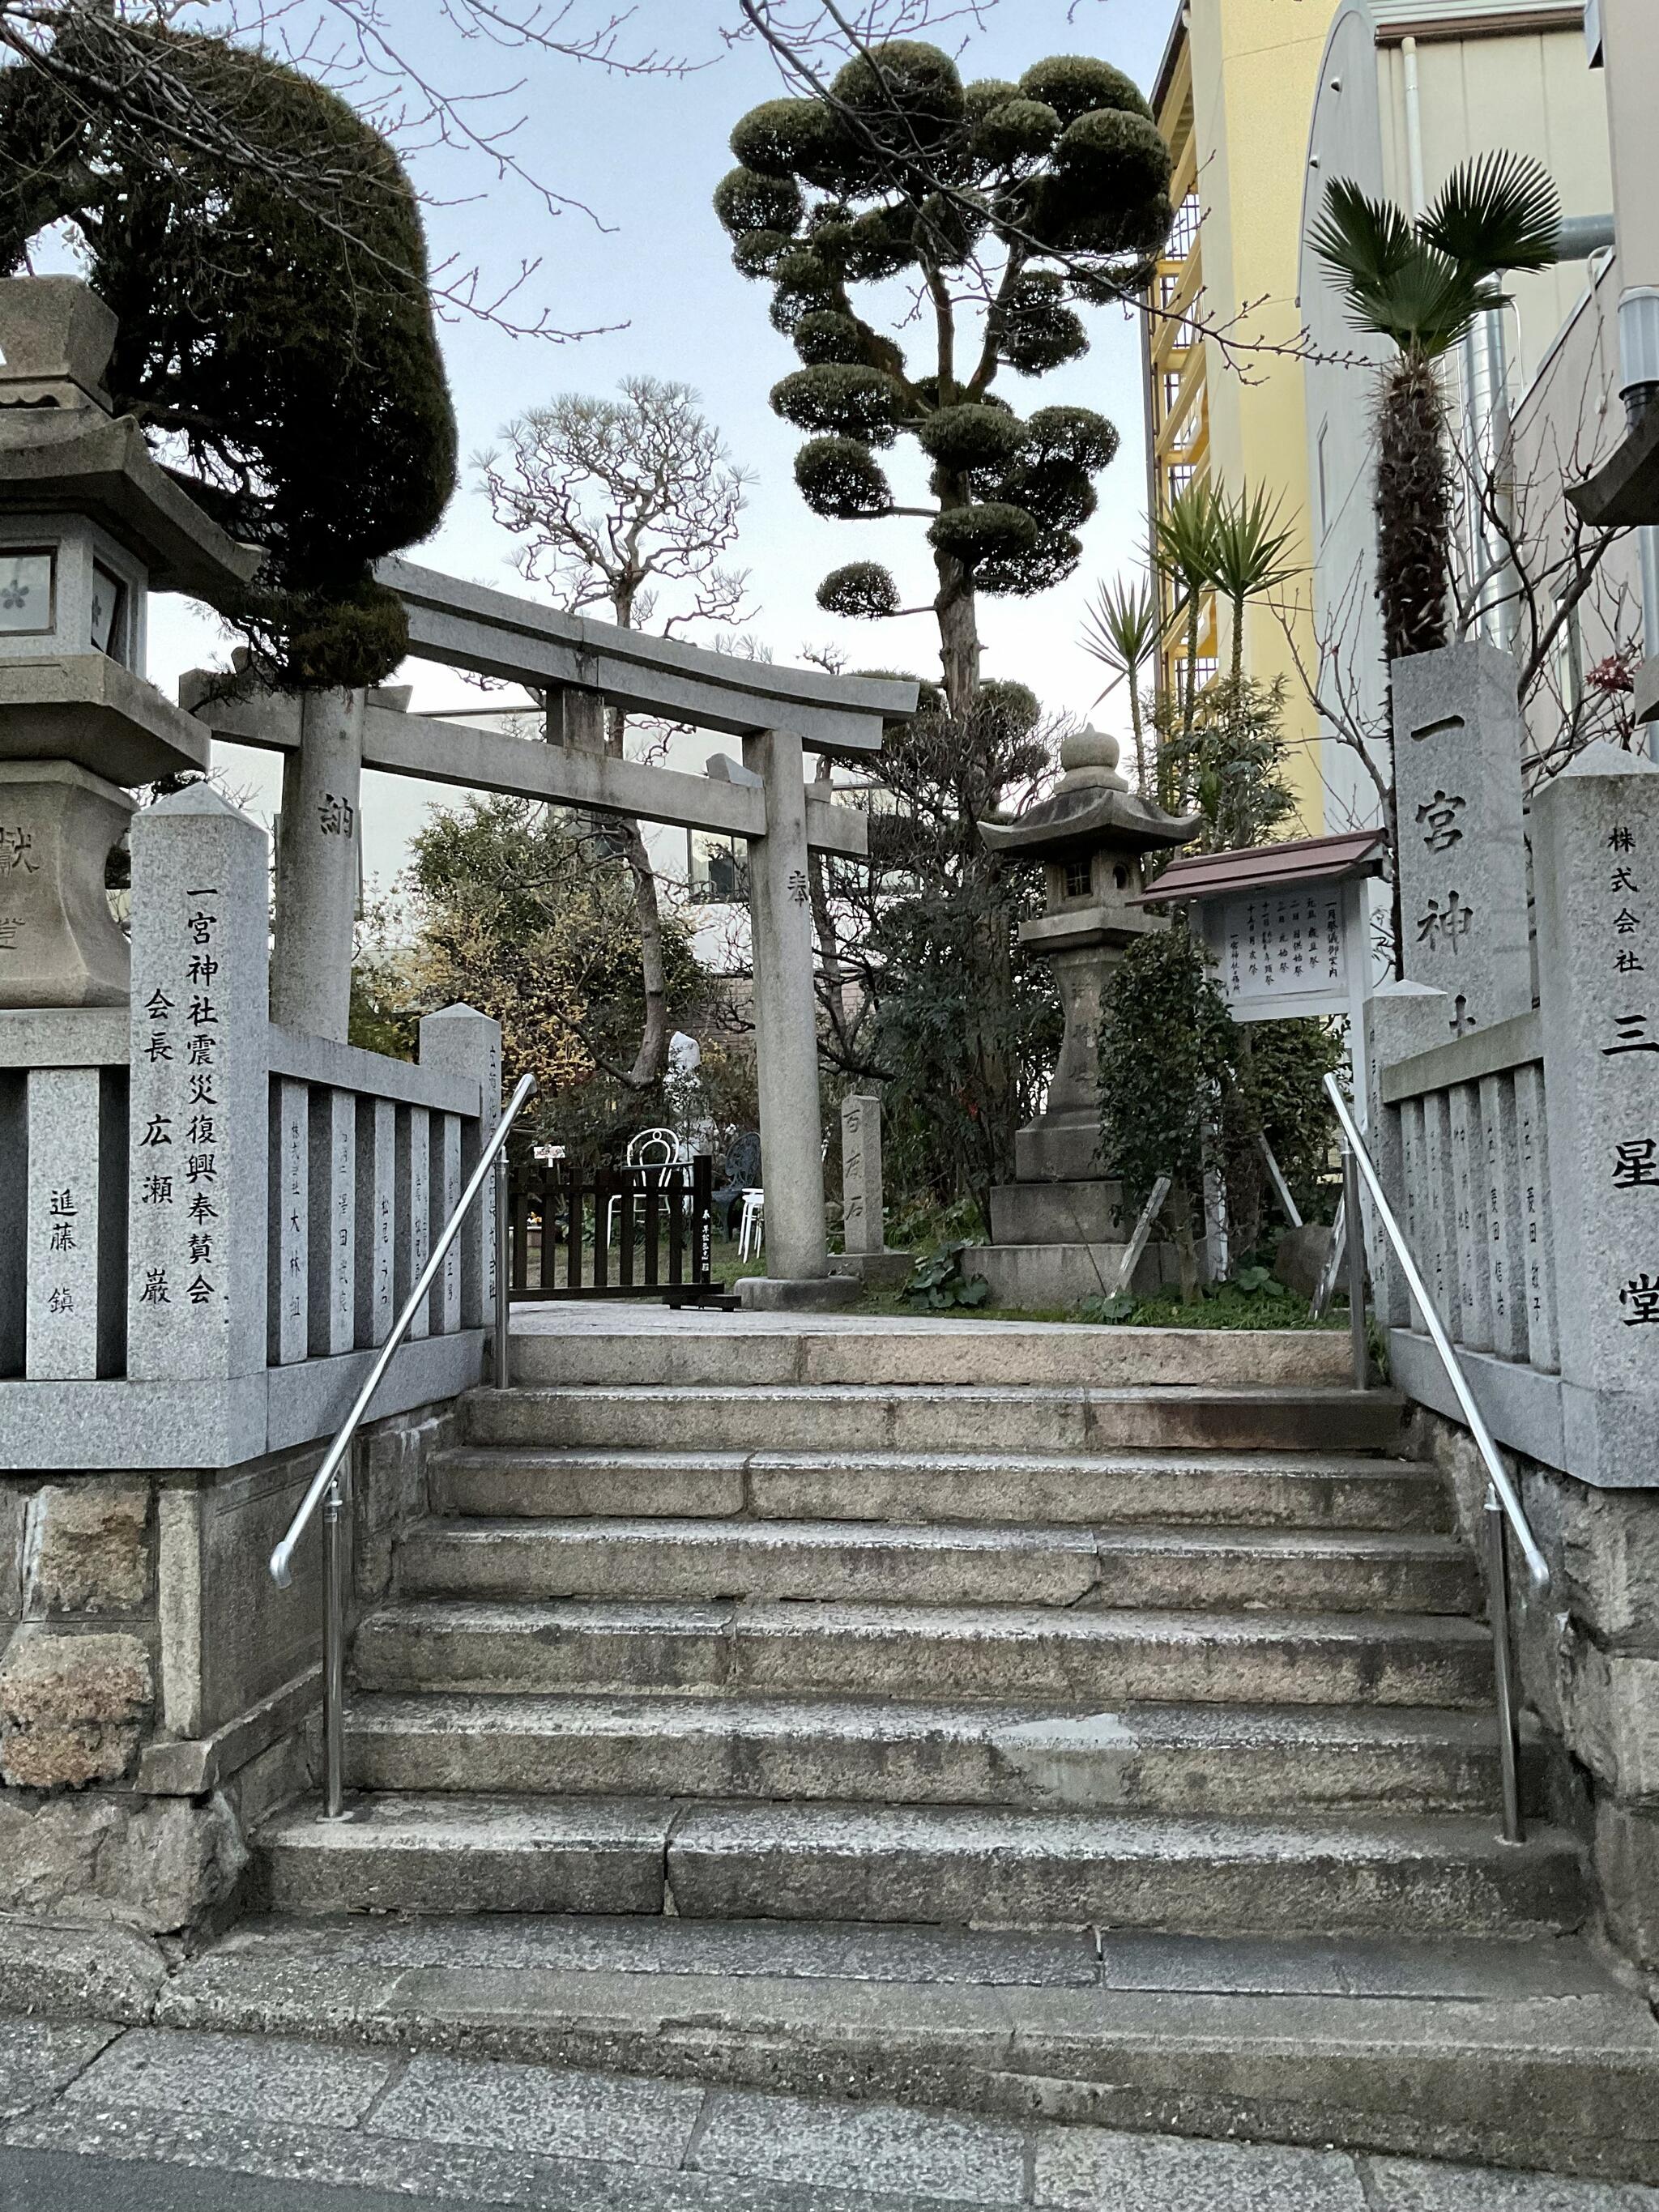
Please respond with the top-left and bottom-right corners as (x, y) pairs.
(716, 44), (1172, 715)
(0, 20), (456, 692)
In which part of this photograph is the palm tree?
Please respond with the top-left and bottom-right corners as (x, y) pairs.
(1205, 483), (1300, 687)
(1308, 151), (1559, 663)
(1080, 573), (1158, 797)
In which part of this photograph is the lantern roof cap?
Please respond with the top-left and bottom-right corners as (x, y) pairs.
(979, 778), (1199, 859)
(0, 279), (260, 603)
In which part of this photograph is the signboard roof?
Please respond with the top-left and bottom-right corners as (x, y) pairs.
(1129, 828), (1388, 905)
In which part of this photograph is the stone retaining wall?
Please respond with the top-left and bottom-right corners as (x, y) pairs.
(0, 1395), (455, 1941)
(1412, 1409), (1659, 1984)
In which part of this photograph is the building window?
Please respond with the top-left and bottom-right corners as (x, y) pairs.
(1162, 371), (1181, 418)
(687, 831), (748, 905)
(1167, 462), (1196, 501)
(1064, 855), (1092, 900)
(1168, 191), (1201, 258)
(1553, 591), (1585, 721)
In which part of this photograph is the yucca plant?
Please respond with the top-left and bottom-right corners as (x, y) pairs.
(1308, 151), (1559, 663)
(1153, 479), (1221, 739)
(1080, 573), (1158, 795)
(1205, 484), (1300, 686)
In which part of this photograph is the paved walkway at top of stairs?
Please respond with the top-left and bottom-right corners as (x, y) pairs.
(505, 1303), (1359, 1391)
(6, 2010), (1659, 2212)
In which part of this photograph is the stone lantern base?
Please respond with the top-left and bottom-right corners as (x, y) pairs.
(0, 759), (134, 1007)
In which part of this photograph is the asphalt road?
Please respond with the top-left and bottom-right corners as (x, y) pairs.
(0, 2147), (480, 2212)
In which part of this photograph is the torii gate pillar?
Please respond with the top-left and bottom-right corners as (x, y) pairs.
(740, 726), (847, 1304)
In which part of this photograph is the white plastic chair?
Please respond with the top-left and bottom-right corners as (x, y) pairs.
(737, 1187), (765, 1259)
(606, 1126), (686, 1247)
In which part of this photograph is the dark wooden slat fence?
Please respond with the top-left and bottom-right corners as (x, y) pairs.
(507, 1156), (717, 1302)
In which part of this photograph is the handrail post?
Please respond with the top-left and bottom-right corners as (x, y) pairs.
(1342, 1144), (1369, 1389)
(322, 1466), (348, 1821)
(1486, 1483), (1525, 1844)
(494, 1151), (511, 1389)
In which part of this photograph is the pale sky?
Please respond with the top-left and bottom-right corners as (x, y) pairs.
(143, 0), (1176, 895)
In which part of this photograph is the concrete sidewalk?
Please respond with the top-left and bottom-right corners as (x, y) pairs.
(4, 2015), (1657, 2212)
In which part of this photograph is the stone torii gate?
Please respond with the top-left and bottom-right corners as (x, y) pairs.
(187, 562), (915, 1304)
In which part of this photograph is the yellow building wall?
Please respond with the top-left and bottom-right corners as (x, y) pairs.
(1183, 0), (1339, 836)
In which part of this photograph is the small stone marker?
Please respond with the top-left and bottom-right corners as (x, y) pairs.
(1533, 741), (1659, 1447)
(841, 1093), (883, 1257)
(127, 784), (269, 1383)
(1393, 644), (1533, 1031)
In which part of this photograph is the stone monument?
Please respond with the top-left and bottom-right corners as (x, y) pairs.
(974, 727), (1197, 1307)
(0, 278), (258, 1007)
(831, 1092), (911, 1290)
(1392, 643), (1533, 1035)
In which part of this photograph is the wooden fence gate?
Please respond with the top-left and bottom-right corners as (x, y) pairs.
(506, 1156), (719, 1302)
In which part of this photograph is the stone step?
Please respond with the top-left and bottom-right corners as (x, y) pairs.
(433, 1446), (1453, 1532)
(463, 1385), (1407, 1457)
(353, 1597), (1497, 1708)
(343, 1690), (1516, 1813)
(253, 1793), (1581, 1938)
(157, 1916), (1659, 2183)
(398, 1517), (1480, 1615)
(506, 1320), (1355, 1392)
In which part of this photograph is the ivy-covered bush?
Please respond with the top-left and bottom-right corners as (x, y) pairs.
(0, 20), (456, 690)
(716, 39), (1171, 711)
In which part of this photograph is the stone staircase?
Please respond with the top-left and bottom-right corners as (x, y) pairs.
(256, 1319), (1580, 1937)
(177, 1315), (1659, 2182)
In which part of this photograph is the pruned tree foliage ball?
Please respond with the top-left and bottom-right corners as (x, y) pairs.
(794, 309), (872, 366)
(713, 164), (804, 238)
(719, 36), (1170, 710)
(928, 501), (1038, 567)
(770, 364), (908, 446)
(0, 19), (456, 691)
(795, 437), (893, 520)
(818, 560), (902, 619)
(916, 403), (1026, 473)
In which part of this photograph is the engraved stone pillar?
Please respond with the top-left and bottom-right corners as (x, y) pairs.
(308, 1087), (355, 1358)
(418, 1004), (501, 1332)
(831, 1091), (911, 1290)
(1392, 644), (1533, 1033)
(397, 1105), (431, 1340)
(356, 1095), (396, 1350)
(126, 784), (269, 1383)
(841, 1093), (882, 1257)
(1533, 740), (1659, 1481)
(26, 1066), (104, 1379)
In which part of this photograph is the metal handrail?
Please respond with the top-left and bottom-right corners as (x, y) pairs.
(1323, 1072), (1547, 1847)
(270, 1070), (536, 1818)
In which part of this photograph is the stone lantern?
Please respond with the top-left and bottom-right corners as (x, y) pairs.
(0, 279), (259, 1006)
(974, 726), (1198, 1306)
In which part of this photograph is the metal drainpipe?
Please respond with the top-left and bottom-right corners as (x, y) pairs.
(1401, 38), (1426, 219)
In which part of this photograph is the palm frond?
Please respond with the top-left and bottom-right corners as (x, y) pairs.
(1080, 573), (1158, 692)
(1307, 178), (1417, 296)
(1419, 151), (1559, 278)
